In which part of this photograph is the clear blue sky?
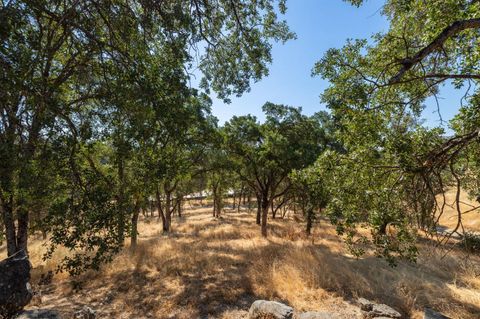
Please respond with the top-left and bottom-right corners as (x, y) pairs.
(208, 0), (465, 131)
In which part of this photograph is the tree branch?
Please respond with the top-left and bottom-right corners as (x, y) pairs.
(389, 18), (480, 84)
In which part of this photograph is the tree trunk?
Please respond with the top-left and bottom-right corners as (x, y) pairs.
(117, 155), (126, 246)
(1, 197), (17, 256)
(212, 182), (222, 218)
(17, 116), (42, 254)
(150, 199), (155, 217)
(271, 200), (276, 219)
(163, 190), (172, 232)
(261, 192), (269, 237)
(0, 121), (18, 256)
(256, 194), (261, 225)
(212, 184), (218, 217)
(156, 188), (166, 227)
(306, 208), (314, 236)
(177, 197), (182, 218)
(130, 201), (140, 251)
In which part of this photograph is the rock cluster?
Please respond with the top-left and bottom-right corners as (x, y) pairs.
(247, 298), (407, 319)
(248, 300), (340, 319)
(356, 298), (401, 318)
(15, 309), (61, 319)
(423, 308), (450, 319)
(0, 250), (33, 318)
(73, 306), (96, 319)
(248, 300), (294, 319)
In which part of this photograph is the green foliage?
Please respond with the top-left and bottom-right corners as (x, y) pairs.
(0, 0), (293, 272)
(223, 103), (330, 235)
(462, 232), (480, 254)
(309, 0), (480, 263)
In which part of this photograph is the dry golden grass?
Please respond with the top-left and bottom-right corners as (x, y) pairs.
(437, 190), (480, 232)
(2, 202), (480, 319)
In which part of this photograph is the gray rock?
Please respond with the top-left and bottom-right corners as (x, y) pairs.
(73, 306), (95, 319)
(248, 300), (294, 319)
(424, 308), (450, 319)
(370, 304), (401, 318)
(357, 298), (374, 311)
(0, 250), (33, 318)
(294, 311), (339, 319)
(15, 309), (61, 319)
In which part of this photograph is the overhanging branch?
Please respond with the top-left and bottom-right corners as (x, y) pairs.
(389, 18), (480, 84)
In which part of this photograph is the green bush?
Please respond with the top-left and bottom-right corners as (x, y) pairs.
(462, 232), (480, 254)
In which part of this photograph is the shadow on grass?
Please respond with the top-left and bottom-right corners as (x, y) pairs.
(27, 207), (480, 319)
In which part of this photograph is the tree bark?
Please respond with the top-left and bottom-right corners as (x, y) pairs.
(1, 197), (17, 256)
(116, 155), (126, 246)
(261, 192), (269, 237)
(177, 196), (182, 218)
(156, 187), (166, 227)
(306, 208), (314, 236)
(15, 209), (29, 252)
(256, 194), (261, 225)
(163, 188), (172, 232)
(130, 200), (140, 251)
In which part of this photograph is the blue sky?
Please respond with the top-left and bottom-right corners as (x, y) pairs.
(208, 0), (465, 131)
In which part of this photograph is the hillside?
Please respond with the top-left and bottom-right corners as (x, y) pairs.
(5, 202), (478, 319)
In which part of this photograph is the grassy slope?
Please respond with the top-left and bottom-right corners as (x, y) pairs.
(2, 199), (480, 319)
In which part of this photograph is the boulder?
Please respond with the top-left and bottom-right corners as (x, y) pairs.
(0, 250), (33, 318)
(357, 298), (374, 312)
(370, 304), (401, 318)
(248, 300), (294, 319)
(294, 311), (339, 319)
(73, 306), (95, 319)
(424, 308), (450, 319)
(15, 309), (61, 319)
